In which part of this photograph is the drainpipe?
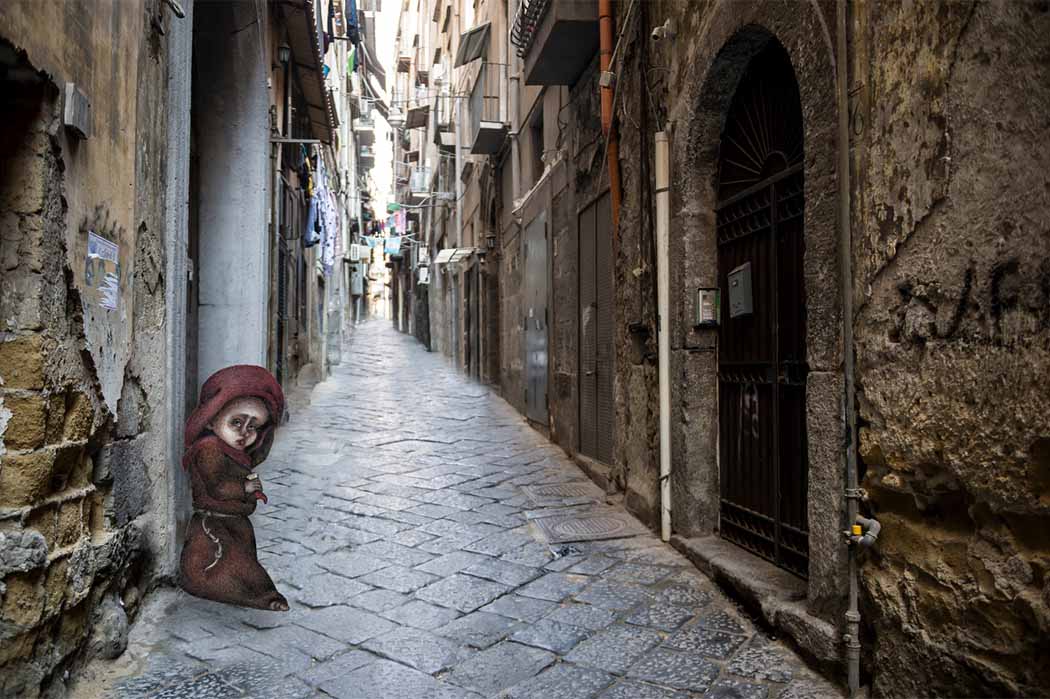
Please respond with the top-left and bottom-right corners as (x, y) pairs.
(599, 0), (622, 230)
(655, 131), (671, 542)
(506, 0), (520, 204)
(837, 1), (863, 696)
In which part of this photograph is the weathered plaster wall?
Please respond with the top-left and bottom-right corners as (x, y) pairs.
(0, 1), (176, 694)
(852, 1), (1050, 695)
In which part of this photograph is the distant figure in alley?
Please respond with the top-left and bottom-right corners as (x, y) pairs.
(178, 365), (290, 611)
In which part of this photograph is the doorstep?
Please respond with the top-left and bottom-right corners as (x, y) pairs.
(670, 534), (843, 673)
(573, 452), (616, 494)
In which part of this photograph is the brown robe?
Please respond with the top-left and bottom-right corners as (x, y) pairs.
(179, 435), (287, 610)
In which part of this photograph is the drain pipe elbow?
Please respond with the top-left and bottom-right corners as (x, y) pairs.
(855, 515), (881, 549)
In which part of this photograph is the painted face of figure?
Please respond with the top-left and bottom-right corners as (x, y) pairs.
(207, 397), (269, 451)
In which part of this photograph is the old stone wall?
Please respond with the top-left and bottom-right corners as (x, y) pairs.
(0, 1), (176, 695)
(498, 214), (526, 415)
(605, 15), (662, 528)
(852, 1), (1050, 696)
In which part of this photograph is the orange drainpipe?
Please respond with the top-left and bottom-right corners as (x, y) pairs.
(599, 0), (621, 231)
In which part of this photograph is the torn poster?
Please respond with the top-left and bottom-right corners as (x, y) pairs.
(86, 231), (120, 310)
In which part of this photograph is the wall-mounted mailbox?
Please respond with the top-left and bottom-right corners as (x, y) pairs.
(728, 262), (753, 318)
(695, 288), (720, 327)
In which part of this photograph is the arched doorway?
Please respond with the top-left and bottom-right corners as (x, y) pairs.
(716, 40), (809, 578)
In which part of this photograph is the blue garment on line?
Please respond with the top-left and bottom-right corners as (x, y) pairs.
(304, 196), (321, 248)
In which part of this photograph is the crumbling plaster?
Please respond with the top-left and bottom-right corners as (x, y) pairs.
(852, 1), (1050, 695)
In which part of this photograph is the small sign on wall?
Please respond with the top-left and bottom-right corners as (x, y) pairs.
(86, 231), (120, 310)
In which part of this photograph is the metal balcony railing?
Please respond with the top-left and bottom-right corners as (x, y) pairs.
(511, 0), (551, 58)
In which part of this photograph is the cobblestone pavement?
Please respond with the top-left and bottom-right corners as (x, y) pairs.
(73, 321), (842, 699)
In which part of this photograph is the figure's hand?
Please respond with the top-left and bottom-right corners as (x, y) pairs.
(245, 475), (268, 504)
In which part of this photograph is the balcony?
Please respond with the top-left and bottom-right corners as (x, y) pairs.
(433, 92), (455, 152)
(415, 46), (430, 86)
(512, 0), (598, 86)
(359, 145), (375, 169)
(356, 128), (375, 147)
(397, 50), (412, 73)
(353, 116), (375, 146)
(409, 166), (431, 204)
(468, 62), (509, 155)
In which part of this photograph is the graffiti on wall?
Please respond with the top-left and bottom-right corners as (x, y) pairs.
(893, 254), (1050, 347)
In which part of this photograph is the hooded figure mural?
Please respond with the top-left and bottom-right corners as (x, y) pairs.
(178, 365), (289, 611)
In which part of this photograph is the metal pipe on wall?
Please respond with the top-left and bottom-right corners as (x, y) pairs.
(836, 0), (863, 695)
(598, 0), (621, 230)
(507, 0), (521, 205)
(655, 131), (672, 542)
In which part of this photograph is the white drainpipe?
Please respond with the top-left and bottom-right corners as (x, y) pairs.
(655, 131), (672, 542)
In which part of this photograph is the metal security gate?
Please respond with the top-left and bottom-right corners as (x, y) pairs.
(524, 211), (548, 424)
(716, 42), (809, 578)
(579, 192), (614, 464)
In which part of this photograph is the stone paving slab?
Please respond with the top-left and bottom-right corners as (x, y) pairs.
(71, 321), (843, 699)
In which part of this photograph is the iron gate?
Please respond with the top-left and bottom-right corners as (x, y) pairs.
(716, 42), (809, 578)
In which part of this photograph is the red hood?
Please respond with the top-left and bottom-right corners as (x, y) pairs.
(182, 365), (285, 469)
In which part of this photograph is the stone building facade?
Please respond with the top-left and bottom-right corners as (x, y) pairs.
(0, 0), (367, 694)
(392, 0), (1050, 695)
(0, 3), (182, 694)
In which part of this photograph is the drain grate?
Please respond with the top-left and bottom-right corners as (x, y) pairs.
(532, 508), (650, 544)
(521, 481), (606, 506)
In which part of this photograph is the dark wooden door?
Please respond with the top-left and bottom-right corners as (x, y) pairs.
(716, 42), (809, 578)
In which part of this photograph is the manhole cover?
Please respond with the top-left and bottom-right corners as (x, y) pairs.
(522, 481), (605, 506)
(533, 509), (650, 543)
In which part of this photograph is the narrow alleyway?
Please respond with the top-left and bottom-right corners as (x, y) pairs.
(73, 322), (841, 699)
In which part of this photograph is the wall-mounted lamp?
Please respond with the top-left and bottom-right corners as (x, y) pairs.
(278, 43), (292, 66)
(388, 107), (406, 129)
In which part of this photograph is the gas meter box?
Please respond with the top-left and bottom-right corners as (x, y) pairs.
(728, 262), (753, 318)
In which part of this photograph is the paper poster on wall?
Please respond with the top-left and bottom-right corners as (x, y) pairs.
(86, 231), (120, 310)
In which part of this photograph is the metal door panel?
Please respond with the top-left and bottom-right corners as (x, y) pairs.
(525, 211), (548, 424)
(579, 202), (597, 457)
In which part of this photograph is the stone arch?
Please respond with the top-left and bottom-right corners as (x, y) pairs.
(666, 1), (845, 646)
